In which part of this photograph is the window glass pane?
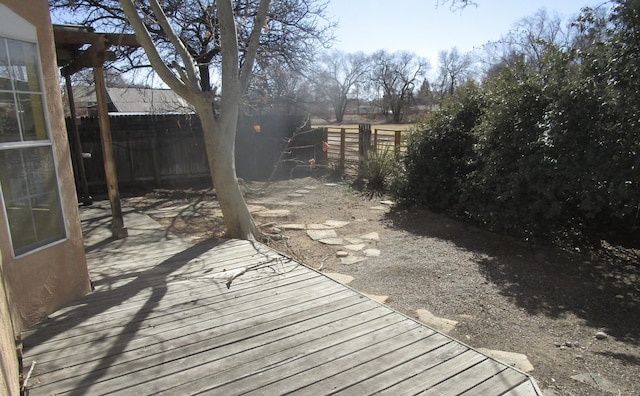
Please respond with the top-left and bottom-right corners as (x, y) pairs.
(7, 40), (41, 92)
(0, 146), (65, 255)
(0, 40), (11, 90)
(16, 93), (47, 140)
(0, 92), (19, 142)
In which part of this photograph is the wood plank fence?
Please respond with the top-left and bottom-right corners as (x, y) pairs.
(67, 115), (406, 196)
(67, 114), (321, 193)
(319, 124), (405, 173)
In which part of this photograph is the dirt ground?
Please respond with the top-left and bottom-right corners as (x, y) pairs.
(123, 176), (639, 395)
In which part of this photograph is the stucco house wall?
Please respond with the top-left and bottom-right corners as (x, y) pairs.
(0, 0), (91, 335)
(0, 256), (19, 396)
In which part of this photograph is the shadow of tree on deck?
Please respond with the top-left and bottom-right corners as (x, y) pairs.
(22, 233), (225, 395)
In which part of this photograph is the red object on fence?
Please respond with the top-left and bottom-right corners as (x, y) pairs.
(322, 141), (329, 152)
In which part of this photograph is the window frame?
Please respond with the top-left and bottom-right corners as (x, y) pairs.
(0, 9), (68, 259)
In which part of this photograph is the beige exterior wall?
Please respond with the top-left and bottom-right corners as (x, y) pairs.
(0, 0), (91, 335)
(1, 255), (19, 396)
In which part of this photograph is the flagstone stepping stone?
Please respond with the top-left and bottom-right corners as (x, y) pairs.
(360, 232), (380, 241)
(306, 223), (333, 230)
(370, 206), (387, 211)
(319, 238), (344, 245)
(307, 229), (338, 241)
(362, 293), (389, 304)
(273, 201), (305, 206)
(336, 251), (350, 258)
(380, 200), (395, 205)
(324, 183), (338, 186)
(324, 220), (350, 228)
(294, 189), (310, 194)
(324, 272), (354, 284)
(344, 244), (366, 251)
(570, 373), (619, 394)
(247, 204), (269, 213)
(279, 223), (307, 230)
(303, 186), (318, 190)
(287, 193), (304, 198)
(340, 256), (367, 265)
(253, 209), (291, 218)
(416, 309), (458, 333)
(364, 248), (381, 257)
(344, 237), (365, 244)
(248, 198), (276, 205)
(478, 348), (535, 373)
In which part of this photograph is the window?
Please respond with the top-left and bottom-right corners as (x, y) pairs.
(0, 37), (65, 256)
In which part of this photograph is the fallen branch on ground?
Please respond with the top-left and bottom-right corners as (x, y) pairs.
(205, 256), (294, 289)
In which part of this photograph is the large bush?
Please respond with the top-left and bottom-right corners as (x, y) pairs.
(402, 82), (482, 212)
(401, 0), (640, 246)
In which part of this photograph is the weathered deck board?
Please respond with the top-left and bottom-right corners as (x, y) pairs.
(21, 204), (543, 395)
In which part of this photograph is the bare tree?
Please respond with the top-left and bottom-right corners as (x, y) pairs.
(436, 47), (475, 96)
(50, 0), (335, 92)
(50, 0), (333, 240)
(370, 50), (429, 122)
(437, 0), (478, 9)
(311, 50), (370, 123)
(483, 8), (570, 73)
(116, 0), (265, 239)
(247, 61), (308, 116)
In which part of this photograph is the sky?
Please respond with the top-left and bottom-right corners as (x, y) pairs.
(324, 0), (609, 75)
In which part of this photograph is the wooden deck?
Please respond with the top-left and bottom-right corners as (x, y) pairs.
(21, 202), (543, 395)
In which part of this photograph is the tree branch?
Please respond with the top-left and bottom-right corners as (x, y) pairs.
(239, 0), (271, 91)
(147, 0), (200, 88)
(119, 0), (192, 99)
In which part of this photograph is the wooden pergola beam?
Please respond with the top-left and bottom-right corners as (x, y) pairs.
(54, 25), (140, 240)
(53, 26), (139, 48)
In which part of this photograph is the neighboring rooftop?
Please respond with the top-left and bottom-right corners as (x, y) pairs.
(65, 86), (195, 116)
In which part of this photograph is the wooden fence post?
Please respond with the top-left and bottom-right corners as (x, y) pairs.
(358, 123), (372, 175)
(373, 128), (378, 151)
(339, 127), (346, 171)
(395, 130), (402, 156)
(321, 127), (328, 165)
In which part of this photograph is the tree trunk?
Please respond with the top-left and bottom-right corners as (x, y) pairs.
(195, 100), (258, 240)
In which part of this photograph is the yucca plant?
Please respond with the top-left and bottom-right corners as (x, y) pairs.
(361, 145), (394, 194)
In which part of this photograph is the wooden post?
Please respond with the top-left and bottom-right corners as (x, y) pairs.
(339, 128), (346, 171)
(394, 130), (402, 156)
(321, 127), (328, 165)
(94, 64), (127, 239)
(64, 73), (92, 205)
(373, 128), (378, 151)
(358, 123), (371, 175)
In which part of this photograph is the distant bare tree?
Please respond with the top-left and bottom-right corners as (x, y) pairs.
(370, 50), (429, 122)
(483, 8), (570, 73)
(311, 50), (370, 122)
(436, 47), (475, 96)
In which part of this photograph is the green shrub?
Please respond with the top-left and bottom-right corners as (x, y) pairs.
(402, 82), (481, 212)
(399, 29), (639, 246)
